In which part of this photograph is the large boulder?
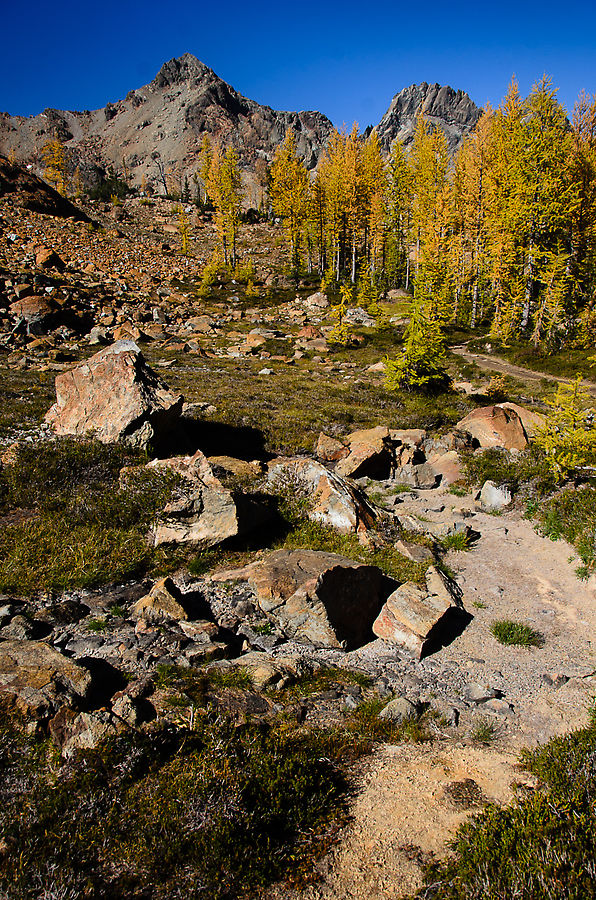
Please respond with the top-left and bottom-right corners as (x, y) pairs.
(0, 640), (92, 720)
(454, 405), (528, 450)
(373, 566), (464, 658)
(45, 340), (183, 450)
(267, 457), (377, 533)
(212, 549), (394, 649)
(146, 449), (268, 547)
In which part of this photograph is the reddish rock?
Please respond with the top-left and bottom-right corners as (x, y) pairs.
(335, 426), (395, 479)
(454, 405), (528, 451)
(35, 246), (65, 270)
(496, 402), (545, 438)
(315, 432), (350, 462)
(9, 295), (57, 334)
(373, 566), (464, 658)
(212, 549), (393, 649)
(45, 340), (183, 449)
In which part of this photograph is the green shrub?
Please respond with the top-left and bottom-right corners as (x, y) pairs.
(535, 485), (596, 574)
(490, 620), (544, 647)
(461, 446), (556, 496)
(0, 714), (359, 899)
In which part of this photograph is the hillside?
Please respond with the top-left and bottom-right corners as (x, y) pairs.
(0, 149), (595, 898)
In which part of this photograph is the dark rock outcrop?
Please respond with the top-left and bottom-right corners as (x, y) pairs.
(377, 82), (481, 154)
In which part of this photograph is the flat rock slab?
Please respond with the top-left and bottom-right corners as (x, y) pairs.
(45, 340), (183, 449)
(213, 549), (395, 650)
(0, 639), (92, 719)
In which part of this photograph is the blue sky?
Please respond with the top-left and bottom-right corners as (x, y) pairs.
(2, 0), (595, 125)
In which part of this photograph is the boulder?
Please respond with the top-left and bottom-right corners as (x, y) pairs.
(379, 696), (418, 723)
(35, 246), (65, 270)
(373, 566), (464, 658)
(267, 457), (376, 533)
(212, 549), (393, 649)
(392, 461), (439, 489)
(496, 402), (546, 438)
(131, 577), (188, 622)
(479, 480), (512, 511)
(45, 340), (183, 449)
(0, 640), (92, 720)
(427, 450), (463, 487)
(454, 405), (528, 450)
(315, 432), (350, 462)
(60, 709), (124, 758)
(146, 449), (268, 547)
(335, 426), (395, 479)
(9, 295), (57, 334)
(304, 291), (329, 309)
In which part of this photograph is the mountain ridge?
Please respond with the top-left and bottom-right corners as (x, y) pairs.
(0, 54), (481, 197)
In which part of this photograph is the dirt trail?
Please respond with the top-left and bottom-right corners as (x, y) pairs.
(263, 499), (596, 900)
(451, 343), (596, 396)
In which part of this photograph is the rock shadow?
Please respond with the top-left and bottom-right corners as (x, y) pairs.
(78, 657), (129, 709)
(155, 416), (271, 461)
(421, 607), (474, 659)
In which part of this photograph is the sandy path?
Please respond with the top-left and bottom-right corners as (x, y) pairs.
(262, 501), (596, 900)
(451, 344), (596, 396)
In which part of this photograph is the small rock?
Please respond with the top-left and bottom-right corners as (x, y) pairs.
(379, 696), (417, 723)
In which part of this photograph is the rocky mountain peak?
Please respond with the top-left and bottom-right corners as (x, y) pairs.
(152, 53), (214, 89)
(377, 82), (481, 154)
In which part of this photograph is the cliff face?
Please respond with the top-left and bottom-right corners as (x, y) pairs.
(376, 82), (482, 154)
(0, 58), (481, 198)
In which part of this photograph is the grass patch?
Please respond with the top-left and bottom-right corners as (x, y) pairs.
(439, 532), (474, 552)
(471, 717), (498, 744)
(0, 438), (184, 594)
(461, 446), (556, 497)
(417, 714), (596, 899)
(490, 619), (544, 647)
(279, 666), (373, 700)
(277, 519), (427, 584)
(533, 485), (596, 575)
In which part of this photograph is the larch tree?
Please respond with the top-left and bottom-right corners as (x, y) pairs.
(269, 129), (310, 273)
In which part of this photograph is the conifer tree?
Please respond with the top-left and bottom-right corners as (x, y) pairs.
(269, 129), (310, 273)
(384, 283), (450, 392)
(534, 375), (596, 478)
(42, 137), (67, 195)
(201, 143), (244, 268)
